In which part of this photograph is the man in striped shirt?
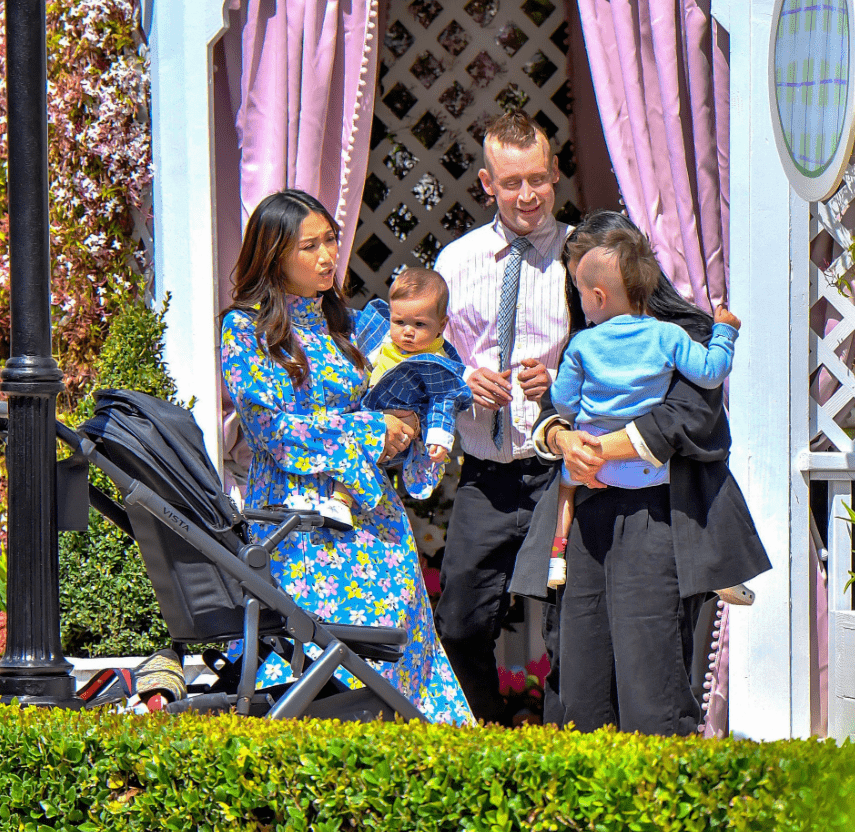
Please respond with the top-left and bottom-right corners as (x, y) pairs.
(433, 111), (571, 724)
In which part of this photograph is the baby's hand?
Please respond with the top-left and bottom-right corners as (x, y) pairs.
(428, 445), (449, 463)
(714, 306), (741, 330)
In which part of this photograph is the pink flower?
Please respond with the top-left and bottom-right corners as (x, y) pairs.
(498, 667), (527, 697)
(291, 421), (311, 441)
(291, 578), (309, 599)
(355, 529), (373, 546)
(316, 549), (331, 566)
(385, 549), (404, 568)
(315, 600), (336, 618)
(323, 438), (338, 455)
(526, 653), (551, 689)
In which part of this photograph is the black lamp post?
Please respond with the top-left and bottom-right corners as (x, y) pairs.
(0, 0), (78, 705)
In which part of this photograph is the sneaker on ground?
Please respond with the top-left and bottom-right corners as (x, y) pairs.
(318, 498), (354, 531)
(715, 583), (755, 606)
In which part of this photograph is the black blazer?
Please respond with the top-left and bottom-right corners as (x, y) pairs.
(510, 340), (772, 601)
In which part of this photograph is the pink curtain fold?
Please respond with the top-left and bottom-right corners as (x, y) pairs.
(218, 0), (381, 486)
(233, 0), (379, 270)
(577, 0), (728, 311)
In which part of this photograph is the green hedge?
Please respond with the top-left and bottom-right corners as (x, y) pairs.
(58, 298), (184, 657)
(0, 706), (852, 831)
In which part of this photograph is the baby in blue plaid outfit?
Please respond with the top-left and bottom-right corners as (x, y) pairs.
(326, 269), (471, 528)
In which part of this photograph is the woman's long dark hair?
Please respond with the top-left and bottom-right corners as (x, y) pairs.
(561, 210), (714, 348)
(223, 189), (366, 386)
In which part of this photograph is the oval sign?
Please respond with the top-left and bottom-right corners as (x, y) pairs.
(769, 0), (855, 201)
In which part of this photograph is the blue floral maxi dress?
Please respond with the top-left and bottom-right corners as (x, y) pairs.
(221, 296), (473, 725)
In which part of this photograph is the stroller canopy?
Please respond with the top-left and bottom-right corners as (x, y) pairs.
(82, 389), (240, 536)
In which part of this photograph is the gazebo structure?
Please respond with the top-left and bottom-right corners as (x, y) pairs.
(145, 0), (855, 741)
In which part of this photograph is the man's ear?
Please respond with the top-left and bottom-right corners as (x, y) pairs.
(550, 153), (559, 184)
(478, 168), (494, 197)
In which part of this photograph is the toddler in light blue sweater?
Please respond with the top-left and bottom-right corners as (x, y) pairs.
(548, 227), (751, 605)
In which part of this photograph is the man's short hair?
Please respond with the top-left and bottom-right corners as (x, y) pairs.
(389, 268), (449, 317)
(591, 227), (660, 314)
(483, 110), (550, 167)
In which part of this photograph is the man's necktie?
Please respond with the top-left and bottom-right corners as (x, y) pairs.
(492, 236), (532, 449)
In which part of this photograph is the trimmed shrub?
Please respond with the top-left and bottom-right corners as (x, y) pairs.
(58, 297), (185, 657)
(0, 707), (851, 831)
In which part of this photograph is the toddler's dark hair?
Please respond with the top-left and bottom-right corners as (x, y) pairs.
(389, 268), (449, 317)
(573, 226), (660, 314)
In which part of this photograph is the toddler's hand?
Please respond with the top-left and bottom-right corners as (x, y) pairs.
(714, 306), (741, 330)
(428, 445), (449, 463)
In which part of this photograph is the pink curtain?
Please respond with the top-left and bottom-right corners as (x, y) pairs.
(218, 0), (381, 485)
(577, 0), (728, 311)
(233, 0), (379, 263)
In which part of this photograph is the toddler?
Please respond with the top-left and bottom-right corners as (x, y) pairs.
(323, 268), (471, 528)
(548, 227), (753, 606)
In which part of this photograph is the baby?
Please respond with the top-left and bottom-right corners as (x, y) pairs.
(323, 268), (471, 528)
(548, 226), (753, 606)
(367, 268), (461, 463)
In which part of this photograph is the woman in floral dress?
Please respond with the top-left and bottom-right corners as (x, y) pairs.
(220, 189), (473, 725)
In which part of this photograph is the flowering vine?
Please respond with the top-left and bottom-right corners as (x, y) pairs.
(0, 0), (152, 544)
(0, 0), (152, 405)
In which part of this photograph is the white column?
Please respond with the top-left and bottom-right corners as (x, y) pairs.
(148, 0), (230, 466)
(728, 1), (812, 739)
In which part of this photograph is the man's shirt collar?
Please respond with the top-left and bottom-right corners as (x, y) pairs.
(489, 213), (559, 259)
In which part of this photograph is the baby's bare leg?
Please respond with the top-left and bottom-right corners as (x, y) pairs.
(548, 484), (576, 589)
(556, 483), (575, 540)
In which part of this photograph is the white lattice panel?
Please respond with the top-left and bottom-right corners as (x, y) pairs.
(809, 158), (855, 452)
(349, 0), (580, 303)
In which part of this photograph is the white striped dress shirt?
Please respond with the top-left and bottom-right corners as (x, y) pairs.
(436, 214), (571, 463)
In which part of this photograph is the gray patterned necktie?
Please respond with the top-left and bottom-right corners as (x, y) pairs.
(492, 236), (532, 449)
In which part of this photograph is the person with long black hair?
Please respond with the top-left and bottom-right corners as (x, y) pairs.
(221, 189), (473, 724)
(511, 210), (771, 735)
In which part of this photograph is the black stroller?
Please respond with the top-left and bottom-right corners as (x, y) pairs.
(51, 388), (425, 722)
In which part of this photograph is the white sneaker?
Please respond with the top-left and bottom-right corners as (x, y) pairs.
(547, 557), (567, 589)
(318, 498), (353, 531)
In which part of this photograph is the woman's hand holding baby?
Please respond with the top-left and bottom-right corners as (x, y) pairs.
(553, 428), (608, 489)
(714, 306), (741, 330)
(380, 410), (420, 462)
